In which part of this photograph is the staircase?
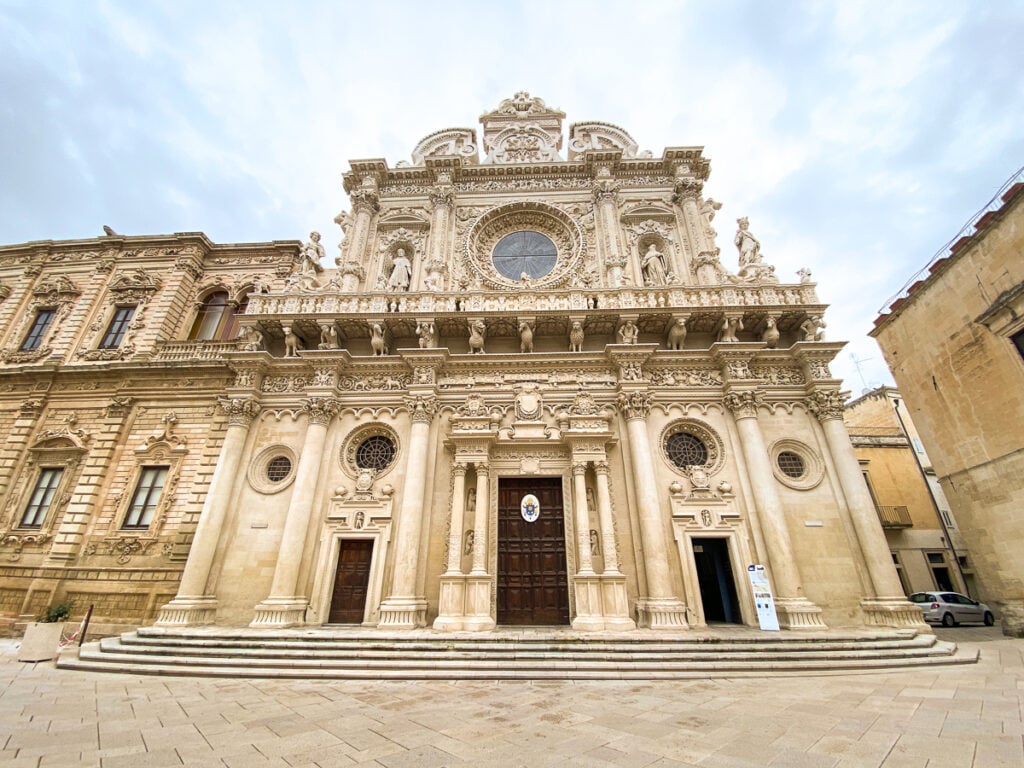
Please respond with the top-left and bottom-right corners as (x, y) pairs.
(56, 626), (977, 679)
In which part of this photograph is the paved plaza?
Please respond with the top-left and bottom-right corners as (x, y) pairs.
(1, 627), (1021, 768)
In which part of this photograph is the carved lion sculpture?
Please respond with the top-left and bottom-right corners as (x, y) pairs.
(569, 321), (584, 352)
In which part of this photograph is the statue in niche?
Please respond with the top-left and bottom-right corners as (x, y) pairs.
(618, 320), (639, 345)
(463, 530), (474, 555)
(799, 315), (826, 342)
(569, 321), (585, 352)
(641, 243), (668, 286)
(387, 247), (413, 292)
(519, 321), (534, 353)
(416, 321), (437, 348)
(589, 529), (600, 556)
(468, 319), (486, 354)
(466, 487), (477, 511)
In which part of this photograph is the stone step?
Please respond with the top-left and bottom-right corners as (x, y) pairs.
(56, 627), (979, 680)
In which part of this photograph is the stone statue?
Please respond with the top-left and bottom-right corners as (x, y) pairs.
(283, 325), (301, 357)
(519, 321), (534, 353)
(618, 320), (639, 345)
(289, 231), (324, 291)
(799, 315), (826, 342)
(416, 321), (437, 348)
(468, 319), (486, 354)
(239, 325), (263, 352)
(666, 318), (687, 350)
(369, 322), (388, 356)
(569, 321), (585, 352)
(734, 218), (761, 267)
(717, 316), (743, 343)
(467, 487), (476, 510)
(387, 248), (412, 292)
(318, 322), (339, 350)
(641, 243), (668, 286)
(797, 267), (813, 284)
(762, 317), (780, 348)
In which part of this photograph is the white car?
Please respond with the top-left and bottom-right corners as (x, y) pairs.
(909, 591), (995, 627)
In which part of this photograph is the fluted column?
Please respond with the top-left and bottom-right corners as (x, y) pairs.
(425, 178), (454, 289)
(672, 177), (707, 284)
(593, 172), (627, 287)
(618, 392), (688, 628)
(807, 390), (927, 628)
(378, 395), (436, 628)
(572, 462), (595, 574)
(593, 460), (621, 574)
(251, 397), (339, 628)
(443, 462), (468, 575)
(724, 390), (826, 629)
(157, 396), (260, 626)
(343, 178), (379, 289)
(470, 463), (489, 575)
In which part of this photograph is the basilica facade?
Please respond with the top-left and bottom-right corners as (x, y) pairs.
(0, 94), (923, 634)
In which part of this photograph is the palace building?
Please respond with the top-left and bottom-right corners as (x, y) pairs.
(0, 94), (924, 635)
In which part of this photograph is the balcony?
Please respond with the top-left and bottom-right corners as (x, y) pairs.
(152, 340), (241, 362)
(876, 505), (913, 528)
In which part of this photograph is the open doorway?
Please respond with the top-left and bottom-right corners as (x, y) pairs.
(692, 537), (742, 624)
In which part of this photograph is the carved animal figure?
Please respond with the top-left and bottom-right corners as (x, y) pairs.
(762, 317), (780, 348)
(666, 318), (687, 350)
(370, 323), (388, 356)
(519, 321), (534, 353)
(283, 326), (301, 357)
(468, 320), (486, 354)
(569, 321), (585, 352)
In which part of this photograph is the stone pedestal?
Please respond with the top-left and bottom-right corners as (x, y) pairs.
(462, 575), (496, 631)
(433, 576), (467, 631)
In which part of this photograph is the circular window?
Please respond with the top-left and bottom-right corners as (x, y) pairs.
(666, 432), (709, 468)
(356, 435), (396, 472)
(769, 440), (824, 491)
(248, 445), (298, 494)
(492, 230), (557, 280)
(776, 451), (805, 479)
(266, 456), (292, 482)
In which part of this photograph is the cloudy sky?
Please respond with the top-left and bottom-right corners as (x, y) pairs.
(3, 1), (1023, 393)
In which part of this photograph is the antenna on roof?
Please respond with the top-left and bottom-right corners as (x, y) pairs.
(849, 352), (874, 394)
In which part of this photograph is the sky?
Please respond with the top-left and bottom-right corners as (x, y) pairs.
(2, 0), (1023, 394)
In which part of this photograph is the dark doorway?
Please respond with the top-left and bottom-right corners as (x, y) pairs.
(328, 539), (374, 624)
(692, 537), (742, 624)
(497, 478), (570, 625)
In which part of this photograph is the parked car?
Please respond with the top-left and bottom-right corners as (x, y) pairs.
(909, 591), (995, 627)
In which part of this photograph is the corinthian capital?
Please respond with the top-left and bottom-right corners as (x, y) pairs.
(218, 396), (261, 427)
(672, 178), (703, 204)
(405, 395), (439, 423)
(350, 188), (380, 215)
(303, 397), (340, 426)
(429, 185), (455, 210)
(805, 389), (846, 422)
(592, 178), (620, 203)
(616, 391), (652, 421)
(723, 390), (764, 419)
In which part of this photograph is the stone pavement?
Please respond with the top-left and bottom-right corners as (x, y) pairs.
(1, 627), (1021, 768)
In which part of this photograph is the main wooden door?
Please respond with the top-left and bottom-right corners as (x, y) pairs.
(328, 539), (374, 624)
(497, 478), (570, 625)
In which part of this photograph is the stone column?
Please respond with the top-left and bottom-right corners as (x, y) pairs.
(157, 396), (260, 626)
(617, 392), (688, 628)
(378, 395), (436, 628)
(342, 178), (379, 290)
(434, 462), (468, 630)
(593, 172), (627, 287)
(673, 174), (720, 286)
(425, 177), (454, 290)
(572, 461), (595, 574)
(724, 390), (826, 629)
(807, 390), (927, 628)
(593, 460), (621, 574)
(469, 463), (489, 575)
(251, 397), (338, 628)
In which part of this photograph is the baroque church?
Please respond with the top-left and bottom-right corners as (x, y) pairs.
(0, 94), (924, 635)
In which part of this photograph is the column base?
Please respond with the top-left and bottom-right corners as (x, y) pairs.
(572, 574), (637, 631)
(462, 575), (495, 631)
(154, 596), (218, 627)
(774, 597), (828, 630)
(636, 596), (689, 629)
(861, 597), (930, 630)
(250, 597), (308, 628)
(378, 596), (427, 629)
(433, 575), (467, 631)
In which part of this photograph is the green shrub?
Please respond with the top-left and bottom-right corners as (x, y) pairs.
(39, 600), (74, 623)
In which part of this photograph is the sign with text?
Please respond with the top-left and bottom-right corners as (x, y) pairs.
(747, 564), (780, 631)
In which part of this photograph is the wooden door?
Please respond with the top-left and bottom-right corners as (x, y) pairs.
(328, 539), (374, 624)
(497, 478), (570, 625)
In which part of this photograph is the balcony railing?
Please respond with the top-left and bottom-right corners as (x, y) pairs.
(152, 340), (241, 362)
(876, 505), (913, 528)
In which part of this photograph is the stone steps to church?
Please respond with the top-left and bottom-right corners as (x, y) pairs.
(56, 628), (979, 679)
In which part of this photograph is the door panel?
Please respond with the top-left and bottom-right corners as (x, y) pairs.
(328, 539), (374, 624)
(497, 478), (570, 625)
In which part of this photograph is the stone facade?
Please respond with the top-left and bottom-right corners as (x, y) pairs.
(844, 387), (975, 598)
(0, 94), (923, 633)
(872, 174), (1024, 636)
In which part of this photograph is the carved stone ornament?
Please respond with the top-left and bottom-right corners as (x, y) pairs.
(37, 413), (91, 446)
(303, 397), (341, 426)
(723, 390), (765, 419)
(570, 390), (600, 416)
(568, 121), (639, 159)
(411, 127), (478, 165)
(513, 382), (543, 421)
(143, 413), (186, 449)
(805, 389), (846, 422)
(405, 395), (439, 423)
(218, 396), (261, 427)
(617, 391), (652, 420)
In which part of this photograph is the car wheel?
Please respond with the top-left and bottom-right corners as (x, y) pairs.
(984, 611), (995, 626)
(941, 612), (956, 628)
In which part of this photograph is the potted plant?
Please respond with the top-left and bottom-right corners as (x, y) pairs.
(18, 599), (74, 662)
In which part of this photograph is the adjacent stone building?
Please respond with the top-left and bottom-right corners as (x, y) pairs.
(843, 386), (974, 598)
(1, 94), (923, 635)
(872, 171), (1024, 636)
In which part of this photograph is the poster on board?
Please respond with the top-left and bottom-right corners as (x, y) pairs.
(747, 564), (780, 631)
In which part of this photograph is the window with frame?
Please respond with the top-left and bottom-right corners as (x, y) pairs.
(99, 306), (136, 349)
(188, 292), (249, 341)
(20, 309), (56, 351)
(20, 467), (64, 528)
(122, 466), (169, 529)
(1013, 328), (1024, 361)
